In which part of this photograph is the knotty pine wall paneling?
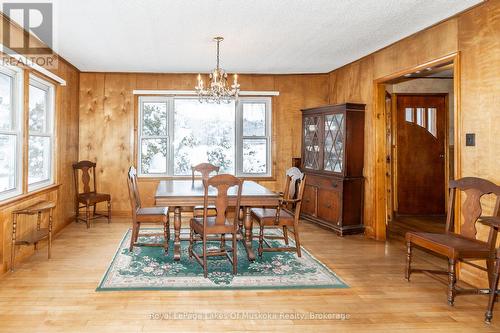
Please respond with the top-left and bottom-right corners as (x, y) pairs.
(79, 73), (329, 214)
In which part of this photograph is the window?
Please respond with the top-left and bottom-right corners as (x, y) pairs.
(28, 75), (55, 191)
(138, 96), (272, 177)
(0, 66), (23, 200)
(416, 107), (425, 127)
(427, 107), (437, 137)
(404, 108), (413, 123)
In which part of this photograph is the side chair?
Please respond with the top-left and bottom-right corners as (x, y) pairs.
(127, 166), (170, 252)
(251, 167), (306, 257)
(189, 174), (242, 277)
(73, 160), (111, 228)
(191, 163), (220, 218)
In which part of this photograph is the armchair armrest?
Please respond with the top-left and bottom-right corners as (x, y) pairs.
(478, 216), (500, 229)
(280, 198), (301, 204)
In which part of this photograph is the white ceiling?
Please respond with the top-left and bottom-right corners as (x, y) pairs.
(9, 0), (483, 73)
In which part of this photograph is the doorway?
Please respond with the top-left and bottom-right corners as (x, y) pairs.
(383, 61), (455, 238)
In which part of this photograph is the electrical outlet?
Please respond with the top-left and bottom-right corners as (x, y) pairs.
(466, 133), (475, 146)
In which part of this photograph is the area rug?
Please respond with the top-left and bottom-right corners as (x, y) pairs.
(97, 228), (348, 291)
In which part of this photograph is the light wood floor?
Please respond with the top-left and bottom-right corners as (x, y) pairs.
(0, 218), (498, 333)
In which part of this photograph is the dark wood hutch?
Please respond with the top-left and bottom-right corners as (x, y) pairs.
(300, 103), (365, 236)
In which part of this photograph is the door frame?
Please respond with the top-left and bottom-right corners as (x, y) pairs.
(373, 52), (462, 241)
(392, 93), (449, 217)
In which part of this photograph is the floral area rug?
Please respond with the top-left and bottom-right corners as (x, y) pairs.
(97, 228), (348, 291)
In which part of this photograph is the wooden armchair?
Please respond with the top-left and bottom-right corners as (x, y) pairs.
(127, 166), (170, 252)
(191, 163), (220, 218)
(72, 160), (111, 228)
(251, 167), (306, 257)
(189, 174), (242, 278)
(406, 177), (500, 311)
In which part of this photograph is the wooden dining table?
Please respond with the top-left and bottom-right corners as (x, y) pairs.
(155, 179), (280, 261)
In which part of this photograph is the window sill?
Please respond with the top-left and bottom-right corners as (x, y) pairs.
(0, 183), (61, 208)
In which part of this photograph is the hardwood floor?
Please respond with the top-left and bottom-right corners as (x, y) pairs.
(0, 218), (498, 332)
(388, 215), (447, 241)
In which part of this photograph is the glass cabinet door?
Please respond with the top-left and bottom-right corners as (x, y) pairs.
(303, 116), (321, 170)
(323, 113), (344, 173)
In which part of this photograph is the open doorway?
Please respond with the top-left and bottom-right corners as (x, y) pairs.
(384, 62), (455, 240)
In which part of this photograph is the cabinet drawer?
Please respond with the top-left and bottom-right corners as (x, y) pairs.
(317, 189), (341, 224)
(302, 184), (318, 216)
(306, 174), (342, 191)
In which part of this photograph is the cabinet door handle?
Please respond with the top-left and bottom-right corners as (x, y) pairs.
(332, 183), (338, 188)
(326, 204), (332, 208)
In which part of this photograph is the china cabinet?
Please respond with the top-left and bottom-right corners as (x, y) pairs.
(300, 103), (365, 235)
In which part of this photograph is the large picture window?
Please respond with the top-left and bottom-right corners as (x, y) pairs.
(28, 75), (55, 191)
(138, 96), (271, 177)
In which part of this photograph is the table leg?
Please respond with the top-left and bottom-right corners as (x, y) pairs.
(243, 207), (255, 261)
(173, 207), (181, 261)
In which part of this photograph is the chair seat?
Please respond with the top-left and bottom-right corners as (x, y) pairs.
(77, 192), (111, 204)
(250, 208), (294, 226)
(137, 207), (169, 216)
(190, 216), (235, 234)
(406, 232), (492, 259)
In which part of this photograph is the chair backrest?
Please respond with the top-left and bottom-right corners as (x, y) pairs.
(192, 163), (220, 181)
(127, 166), (141, 215)
(447, 177), (500, 240)
(283, 167), (304, 201)
(202, 174), (242, 227)
(73, 160), (97, 195)
(291, 174), (307, 221)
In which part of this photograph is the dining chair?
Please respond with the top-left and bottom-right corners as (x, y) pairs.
(405, 177), (500, 311)
(73, 160), (111, 228)
(250, 167), (306, 257)
(189, 174), (242, 278)
(191, 163), (220, 218)
(127, 166), (170, 252)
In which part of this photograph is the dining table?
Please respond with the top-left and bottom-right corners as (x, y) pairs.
(155, 179), (280, 261)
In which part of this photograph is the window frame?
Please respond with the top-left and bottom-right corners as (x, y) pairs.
(0, 65), (23, 200)
(236, 97), (272, 177)
(137, 96), (272, 178)
(27, 74), (55, 192)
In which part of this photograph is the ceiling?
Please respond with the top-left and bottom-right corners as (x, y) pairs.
(7, 0), (483, 73)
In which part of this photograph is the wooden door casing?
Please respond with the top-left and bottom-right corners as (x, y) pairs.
(396, 94), (447, 215)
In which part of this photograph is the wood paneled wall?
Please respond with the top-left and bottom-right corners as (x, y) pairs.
(78, 73), (329, 213)
(0, 16), (80, 273)
(327, 0), (499, 286)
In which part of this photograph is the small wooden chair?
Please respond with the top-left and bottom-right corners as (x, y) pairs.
(406, 177), (500, 309)
(127, 166), (170, 252)
(191, 163), (220, 218)
(250, 167), (306, 257)
(72, 160), (111, 228)
(189, 174), (242, 278)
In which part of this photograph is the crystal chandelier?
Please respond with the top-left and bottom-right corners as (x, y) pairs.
(195, 37), (240, 104)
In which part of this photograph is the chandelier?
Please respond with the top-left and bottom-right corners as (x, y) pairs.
(195, 37), (240, 104)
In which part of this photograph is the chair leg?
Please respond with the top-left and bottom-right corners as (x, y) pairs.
(293, 222), (301, 257)
(130, 221), (138, 251)
(283, 226), (289, 245)
(232, 232), (238, 275)
(107, 200), (112, 223)
(485, 258), (500, 324)
(258, 224), (264, 258)
(202, 236), (208, 278)
(220, 233), (226, 251)
(188, 226), (194, 259)
(448, 258), (457, 306)
(134, 222), (140, 244)
(85, 205), (90, 229)
(163, 220), (169, 253)
(405, 241), (412, 281)
(75, 200), (79, 222)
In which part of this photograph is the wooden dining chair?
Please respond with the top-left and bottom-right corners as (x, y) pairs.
(189, 174), (242, 278)
(250, 167), (306, 257)
(406, 177), (500, 309)
(127, 166), (170, 252)
(73, 160), (111, 228)
(191, 163), (220, 218)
